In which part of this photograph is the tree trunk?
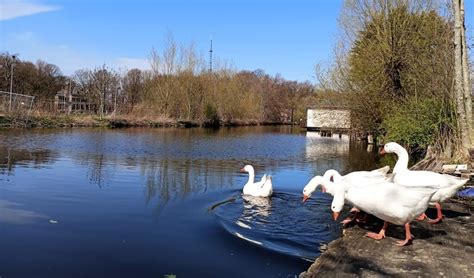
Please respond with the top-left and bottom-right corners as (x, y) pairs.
(460, 0), (472, 141)
(411, 145), (444, 171)
(453, 0), (470, 160)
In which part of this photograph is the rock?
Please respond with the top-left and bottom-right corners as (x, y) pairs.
(302, 200), (474, 277)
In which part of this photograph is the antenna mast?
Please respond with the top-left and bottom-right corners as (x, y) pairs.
(209, 35), (213, 72)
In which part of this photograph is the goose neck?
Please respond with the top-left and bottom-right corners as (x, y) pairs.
(393, 146), (409, 174)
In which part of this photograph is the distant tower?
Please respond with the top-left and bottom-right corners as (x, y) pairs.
(209, 36), (213, 72)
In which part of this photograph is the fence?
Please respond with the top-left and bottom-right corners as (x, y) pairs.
(0, 91), (35, 120)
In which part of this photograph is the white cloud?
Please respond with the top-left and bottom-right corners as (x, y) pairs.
(6, 31), (99, 75)
(5, 31), (151, 75)
(115, 57), (151, 71)
(0, 200), (48, 224)
(1, 0), (61, 21)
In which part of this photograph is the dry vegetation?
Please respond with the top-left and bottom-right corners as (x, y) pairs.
(1, 33), (346, 128)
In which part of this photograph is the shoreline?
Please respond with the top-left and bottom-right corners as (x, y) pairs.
(0, 115), (294, 129)
(300, 199), (474, 277)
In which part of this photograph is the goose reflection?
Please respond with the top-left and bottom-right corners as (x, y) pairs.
(237, 195), (272, 228)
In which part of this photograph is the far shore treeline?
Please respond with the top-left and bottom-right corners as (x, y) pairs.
(0, 35), (344, 128)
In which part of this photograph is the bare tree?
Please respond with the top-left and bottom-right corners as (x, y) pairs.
(73, 65), (120, 117)
(122, 69), (143, 113)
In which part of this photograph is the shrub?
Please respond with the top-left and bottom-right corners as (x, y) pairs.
(382, 97), (454, 150)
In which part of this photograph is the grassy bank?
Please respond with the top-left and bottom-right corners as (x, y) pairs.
(0, 114), (292, 129)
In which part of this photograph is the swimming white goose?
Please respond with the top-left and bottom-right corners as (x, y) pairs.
(240, 165), (273, 197)
(328, 178), (437, 246)
(380, 142), (469, 224)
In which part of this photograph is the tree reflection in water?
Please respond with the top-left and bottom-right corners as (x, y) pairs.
(305, 132), (383, 177)
(0, 127), (382, 276)
(0, 146), (55, 175)
(0, 127), (380, 213)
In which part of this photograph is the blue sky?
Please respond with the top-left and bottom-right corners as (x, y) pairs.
(1, 0), (473, 83)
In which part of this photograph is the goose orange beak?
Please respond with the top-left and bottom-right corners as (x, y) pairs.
(302, 194), (309, 203)
(240, 168), (245, 172)
(332, 211), (340, 220)
(379, 148), (386, 156)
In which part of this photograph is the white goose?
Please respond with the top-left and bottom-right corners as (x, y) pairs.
(302, 175), (334, 201)
(320, 167), (392, 224)
(380, 142), (469, 224)
(314, 177), (437, 246)
(240, 165), (273, 197)
(302, 166), (391, 201)
(322, 166), (391, 189)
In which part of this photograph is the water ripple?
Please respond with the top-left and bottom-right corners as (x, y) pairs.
(210, 191), (341, 261)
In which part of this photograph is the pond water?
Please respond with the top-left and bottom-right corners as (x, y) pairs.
(0, 126), (379, 277)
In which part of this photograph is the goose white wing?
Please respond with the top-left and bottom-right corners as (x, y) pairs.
(368, 165), (390, 176)
(348, 183), (437, 225)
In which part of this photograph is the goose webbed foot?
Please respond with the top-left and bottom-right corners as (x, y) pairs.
(340, 208), (362, 225)
(349, 207), (360, 213)
(366, 232), (385, 240)
(341, 216), (355, 225)
(396, 223), (413, 246)
(416, 213), (427, 221)
(366, 221), (388, 240)
(427, 203), (443, 224)
(355, 212), (368, 223)
(427, 216), (443, 224)
(395, 238), (413, 246)
(395, 223), (413, 246)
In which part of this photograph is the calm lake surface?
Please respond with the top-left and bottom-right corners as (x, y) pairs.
(0, 126), (379, 277)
